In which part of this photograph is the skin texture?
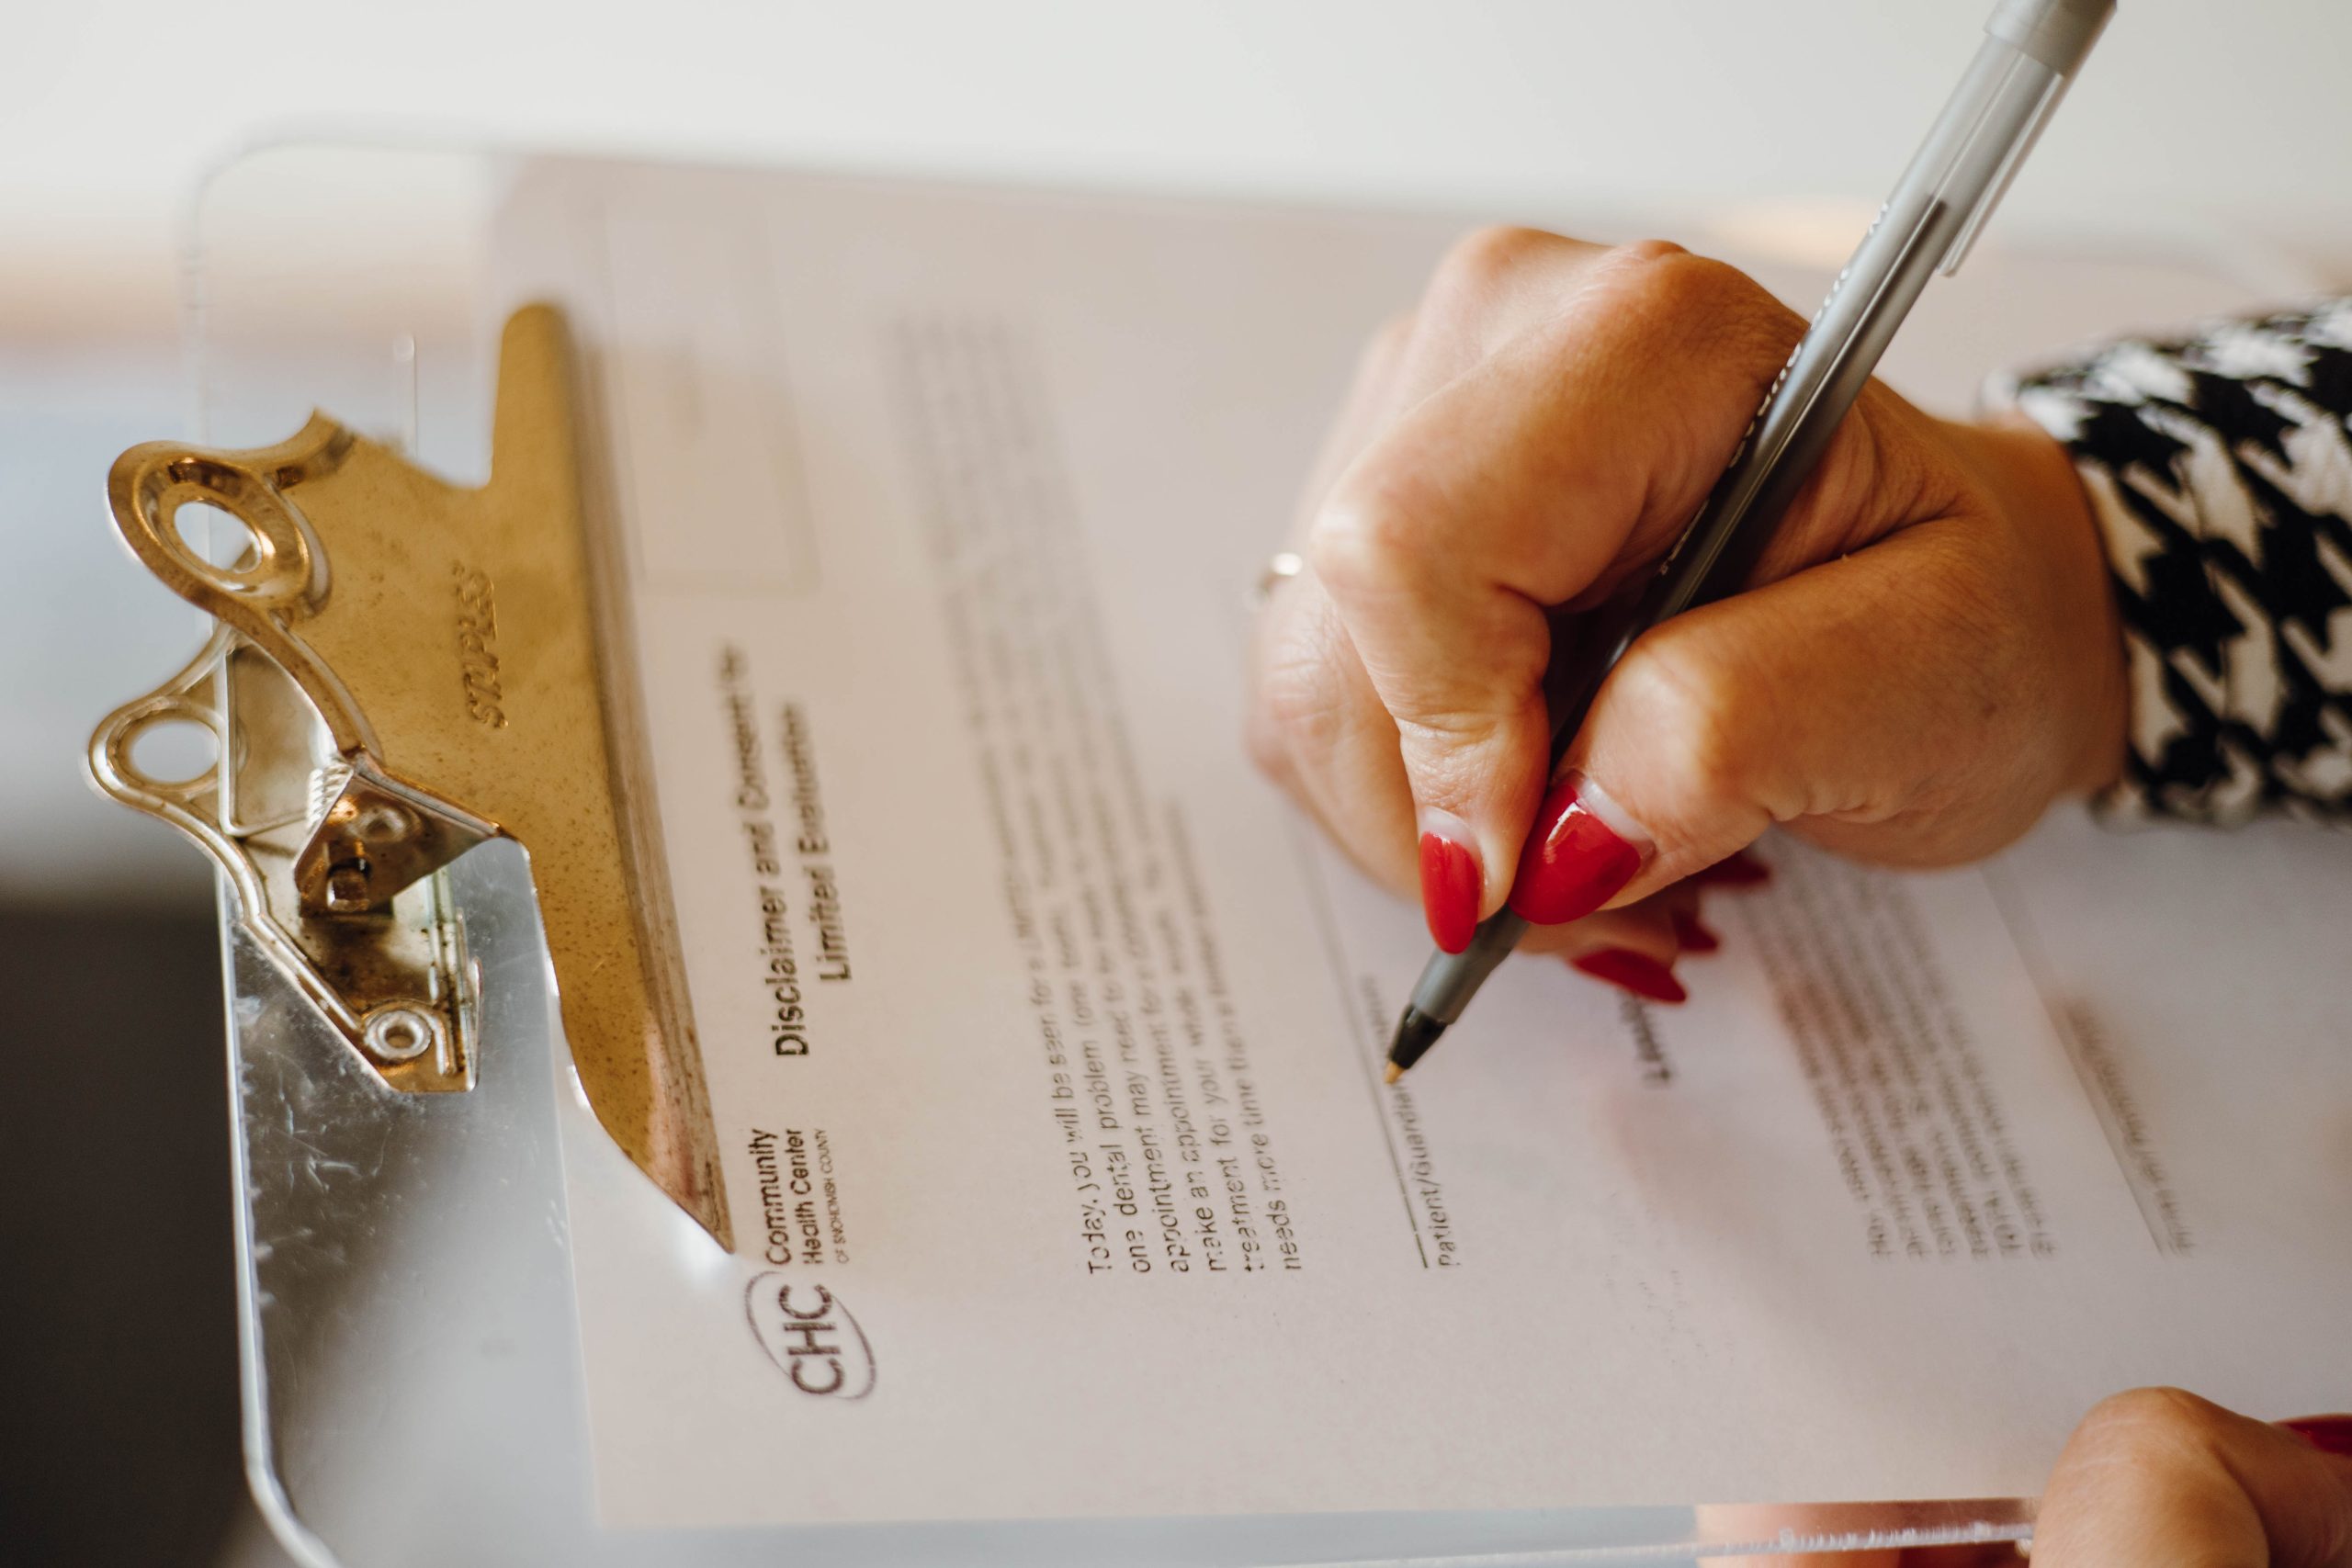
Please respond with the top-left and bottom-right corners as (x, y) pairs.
(1704, 1391), (2352, 1566)
(1248, 230), (2339, 1559)
(1246, 226), (2127, 973)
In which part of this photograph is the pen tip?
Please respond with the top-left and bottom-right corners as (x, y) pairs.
(1383, 1062), (1405, 1086)
(1385, 1003), (1446, 1079)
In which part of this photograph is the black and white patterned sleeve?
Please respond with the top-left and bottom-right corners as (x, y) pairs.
(1998, 302), (2352, 825)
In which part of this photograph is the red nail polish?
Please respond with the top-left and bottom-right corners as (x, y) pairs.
(1509, 774), (1641, 925)
(2284, 1416), (2352, 1458)
(1418, 831), (1481, 955)
(1693, 849), (1770, 888)
(1570, 949), (1687, 1005)
(1671, 909), (1721, 953)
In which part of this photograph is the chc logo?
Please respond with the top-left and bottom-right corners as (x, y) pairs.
(743, 1274), (876, 1400)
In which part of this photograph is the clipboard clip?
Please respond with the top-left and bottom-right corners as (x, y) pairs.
(87, 305), (734, 1248)
(92, 624), (485, 1091)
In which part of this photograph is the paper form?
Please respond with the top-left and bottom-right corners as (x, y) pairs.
(489, 162), (2352, 1527)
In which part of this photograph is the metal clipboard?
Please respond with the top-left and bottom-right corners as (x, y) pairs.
(90, 140), (2322, 1566)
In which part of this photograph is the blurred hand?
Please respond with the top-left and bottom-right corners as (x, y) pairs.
(1705, 1390), (2352, 1567)
(1247, 227), (2126, 992)
(2029, 1392), (2352, 1565)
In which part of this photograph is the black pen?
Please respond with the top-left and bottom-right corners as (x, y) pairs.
(1385, 0), (2111, 1080)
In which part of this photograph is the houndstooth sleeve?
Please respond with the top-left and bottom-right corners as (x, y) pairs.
(1999, 301), (2352, 825)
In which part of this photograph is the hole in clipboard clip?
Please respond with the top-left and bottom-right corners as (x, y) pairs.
(120, 705), (220, 791)
(138, 454), (321, 608)
(173, 500), (259, 573)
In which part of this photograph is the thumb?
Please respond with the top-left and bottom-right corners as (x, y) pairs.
(1510, 520), (2052, 920)
(2031, 1389), (2352, 1567)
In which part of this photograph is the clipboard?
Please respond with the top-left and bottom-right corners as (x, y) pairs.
(89, 140), (2316, 1566)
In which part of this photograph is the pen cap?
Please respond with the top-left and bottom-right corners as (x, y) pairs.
(1986, 0), (2114, 79)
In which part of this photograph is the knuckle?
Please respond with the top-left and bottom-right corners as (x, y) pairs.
(1615, 243), (1735, 312)
(1609, 235), (1694, 275)
(2073, 1386), (2228, 1457)
(1661, 246), (1742, 304)
(1605, 244), (1795, 367)
(1396, 705), (1531, 805)
(1429, 224), (1566, 306)
(1396, 705), (1509, 750)
(1306, 477), (1427, 600)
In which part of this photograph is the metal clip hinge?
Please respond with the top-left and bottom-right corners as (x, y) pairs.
(91, 628), (481, 1091)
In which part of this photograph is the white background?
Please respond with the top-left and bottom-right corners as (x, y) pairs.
(9, 0), (2352, 344)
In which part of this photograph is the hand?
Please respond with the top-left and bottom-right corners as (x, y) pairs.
(1247, 228), (2127, 990)
(1704, 1389), (2352, 1567)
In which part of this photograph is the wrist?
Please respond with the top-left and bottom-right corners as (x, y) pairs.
(1948, 412), (2130, 799)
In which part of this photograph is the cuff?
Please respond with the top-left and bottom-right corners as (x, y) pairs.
(1989, 305), (2352, 827)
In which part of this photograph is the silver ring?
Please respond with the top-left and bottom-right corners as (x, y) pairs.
(1255, 550), (1305, 604)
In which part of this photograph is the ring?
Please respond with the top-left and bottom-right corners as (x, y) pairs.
(1255, 550), (1305, 604)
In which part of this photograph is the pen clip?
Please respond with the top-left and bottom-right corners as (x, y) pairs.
(1938, 62), (2066, 277)
(1942, 0), (2111, 276)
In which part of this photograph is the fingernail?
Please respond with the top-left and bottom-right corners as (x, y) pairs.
(1509, 771), (1646, 925)
(1417, 808), (1483, 955)
(1671, 909), (1721, 953)
(2283, 1416), (2352, 1458)
(1693, 848), (1770, 887)
(1569, 949), (1687, 1005)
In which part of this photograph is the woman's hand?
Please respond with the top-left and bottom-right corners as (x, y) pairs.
(1709, 1390), (2352, 1567)
(1247, 227), (2128, 986)
(2028, 1392), (2352, 1565)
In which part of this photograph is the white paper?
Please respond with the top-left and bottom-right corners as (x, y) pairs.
(489, 162), (2352, 1529)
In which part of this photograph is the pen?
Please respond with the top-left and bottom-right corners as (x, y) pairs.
(1385, 0), (2114, 1081)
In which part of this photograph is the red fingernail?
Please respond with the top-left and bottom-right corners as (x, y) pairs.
(1509, 773), (1642, 925)
(1418, 829), (1481, 955)
(1671, 909), (1721, 953)
(2284, 1416), (2352, 1458)
(1569, 949), (1687, 1005)
(1693, 849), (1770, 887)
